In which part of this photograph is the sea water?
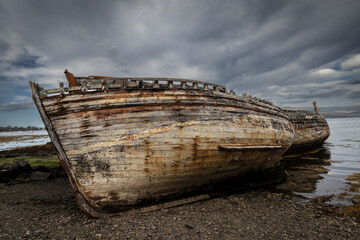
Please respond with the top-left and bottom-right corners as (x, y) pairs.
(280, 117), (360, 205)
(0, 130), (50, 151)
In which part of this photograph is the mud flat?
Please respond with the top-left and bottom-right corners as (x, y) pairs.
(0, 177), (359, 239)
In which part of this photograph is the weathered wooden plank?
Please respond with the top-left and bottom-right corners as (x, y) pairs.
(42, 88), (282, 111)
(59, 125), (290, 155)
(43, 100), (273, 118)
(218, 145), (283, 151)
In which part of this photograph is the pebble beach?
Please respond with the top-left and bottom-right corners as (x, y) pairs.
(0, 177), (359, 239)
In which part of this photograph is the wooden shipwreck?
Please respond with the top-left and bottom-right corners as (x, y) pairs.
(30, 70), (295, 217)
(283, 102), (330, 155)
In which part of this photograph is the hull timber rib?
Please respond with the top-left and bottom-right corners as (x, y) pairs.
(30, 71), (295, 217)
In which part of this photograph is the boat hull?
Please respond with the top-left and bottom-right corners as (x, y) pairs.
(30, 80), (294, 217)
(284, 110), (330, 155)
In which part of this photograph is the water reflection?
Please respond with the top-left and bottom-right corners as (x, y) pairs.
(275, 117), (360, 206)
(277, 146), (331, 194)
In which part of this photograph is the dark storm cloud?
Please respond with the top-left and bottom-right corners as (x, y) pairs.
(0, 101), (34, 112)
(348, 91), (360, 99)
(1, 0), (360, 115)
(344, 78), (360, 85)
(292, 88), (349, 99)
(12, 53), (42, 69)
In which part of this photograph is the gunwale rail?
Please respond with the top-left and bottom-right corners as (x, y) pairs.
(41, 77), (276, 108)
(45, 77), (227, 94)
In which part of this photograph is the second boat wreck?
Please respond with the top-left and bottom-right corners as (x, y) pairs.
(283, 102), (330, 155)
(30, 70), (295, 217)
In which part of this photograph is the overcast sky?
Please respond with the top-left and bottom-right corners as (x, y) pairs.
(1, 0), (360, 126)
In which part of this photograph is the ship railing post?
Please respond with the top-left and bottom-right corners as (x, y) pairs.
(59, 82), (65, 97)
(153, 80), (160, 89)
(81, 81), (88, 92)
(168, 81), (173, 89)
(38, 86), (48, 98)
(313, 102), (319, 114)
(101, 79), (108, 93)
(121, 79), (127, 89)
(136, 80), (142, 88)
(181, 82), (187, 89)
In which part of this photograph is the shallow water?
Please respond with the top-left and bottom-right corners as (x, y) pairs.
(0, 130), (50, 151)
(279, 117), (360, 205)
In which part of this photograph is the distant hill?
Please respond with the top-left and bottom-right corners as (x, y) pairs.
(283, 105), (360, 118)
(0, 126), (45, 132)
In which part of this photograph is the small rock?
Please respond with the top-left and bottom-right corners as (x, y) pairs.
(50, 168), (66, 178)
(0, 160), (31, 182)
(32, 165), (50, 172)
(185, 224), (194, 229)
(30, 171), (51, 180)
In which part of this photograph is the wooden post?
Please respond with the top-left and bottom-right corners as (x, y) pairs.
(168, 81), (173, 89)
(153, 80), (160, 89)
(181, 82), (187, 89)
(64, 69), (78, 87)
(101, 79), (108, 93)
(313, 102), (319, 114)
(59, 82), (65, 97)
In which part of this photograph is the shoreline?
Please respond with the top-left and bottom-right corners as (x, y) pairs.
(1, 177), (359, 239)
(0, 142), (56, 158)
